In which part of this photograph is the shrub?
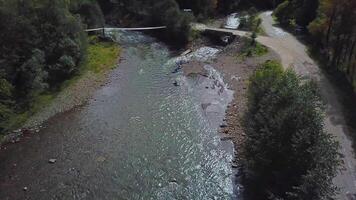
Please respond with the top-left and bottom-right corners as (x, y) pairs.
(273, 0), (293, 25)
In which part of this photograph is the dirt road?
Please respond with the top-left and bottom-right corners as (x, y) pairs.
(258, 11), (356, 200)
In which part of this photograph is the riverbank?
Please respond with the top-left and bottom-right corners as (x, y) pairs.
(182, 35), (280, 195)
(0, 36), (120, 146)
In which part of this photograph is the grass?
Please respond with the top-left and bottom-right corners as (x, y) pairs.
(238, 39), (268, 60)
(2, 36), (120, 135)
(189, 29), (202, 41)
(60, 36), (120, 89)
(2, 93), (56, 134)
(85, 36), (121, 73)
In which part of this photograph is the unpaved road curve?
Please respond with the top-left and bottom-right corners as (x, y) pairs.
(259, 11), (356, 200)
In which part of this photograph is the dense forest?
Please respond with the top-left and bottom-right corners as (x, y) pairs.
(0, 0), (88, 131)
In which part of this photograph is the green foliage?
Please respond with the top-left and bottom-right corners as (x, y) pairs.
(274, 0), (318, 27)
(217, 0), (240, 13)
(70, 0), (105, 28)
(85, 36), (120, 73)
(237, 0), (285, 9)
(151, 0), (192, 43)
(244, 61), (341, 200)
(97, 0), (192, 44)
(0, 73), (14, 131)
(239, 40), (268, 59)
(274, 0), (292, 25)
(274, 0), (356, 94)
(0, 0), (88, 133)
(309, 0), (356, 93)
(176, 0), (217, 18)
(16, 49), (48, 98)
(239, 9), (264, 34)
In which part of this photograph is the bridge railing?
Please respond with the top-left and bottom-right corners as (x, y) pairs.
(84, 26), (167, 32)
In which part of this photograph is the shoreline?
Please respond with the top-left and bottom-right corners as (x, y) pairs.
(182, 36), (281, 196)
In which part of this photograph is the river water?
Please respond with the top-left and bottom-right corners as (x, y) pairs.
(0, 31), (236, 199)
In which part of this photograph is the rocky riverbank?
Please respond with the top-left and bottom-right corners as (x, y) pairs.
(182, 36), (280, 171)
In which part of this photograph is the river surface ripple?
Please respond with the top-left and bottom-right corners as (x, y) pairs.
(0, 31), (237, 200)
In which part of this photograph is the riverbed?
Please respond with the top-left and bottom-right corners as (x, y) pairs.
(0, 31), (238, 199)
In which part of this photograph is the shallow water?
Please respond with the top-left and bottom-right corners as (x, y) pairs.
(0, 31), (236, 200)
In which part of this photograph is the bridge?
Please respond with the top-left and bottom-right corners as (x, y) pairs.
(192, 23), (251, 37)
(85, 26), (167, 32)
(191, 23), (286, 66)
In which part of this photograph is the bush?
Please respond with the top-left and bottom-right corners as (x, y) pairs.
(148, 0), (192, 44)
(244, 61), (341, 200)
(71, 1), (105, 28)
(239, 39), (268, 58)
(0, 73), (14, 132)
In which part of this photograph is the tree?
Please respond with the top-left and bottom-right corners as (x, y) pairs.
(15, 49), (48, 98)
(71, 0), (105, 28)
(0, 0), (87, 132)
(217, 0), (241, 13)
(176, 0), (217, 18)
(274, 0), (319, 27)
(295, 0), (318, 27)
(244, 61), (341, 200)
(0, 71), (14, 132)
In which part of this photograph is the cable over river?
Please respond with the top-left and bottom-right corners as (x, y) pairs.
(0, 31), (237, 199)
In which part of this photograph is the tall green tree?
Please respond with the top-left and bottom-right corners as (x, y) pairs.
(244, 61), (341, 200)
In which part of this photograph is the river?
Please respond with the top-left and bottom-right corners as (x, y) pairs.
(0, 31), (237, 199)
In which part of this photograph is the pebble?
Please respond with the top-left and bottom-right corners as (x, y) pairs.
(48, 159), (57, 164)
(220, 123), (228, 128)
(23, 187), (28, 191)
(169, 179), (178, 183)
(221, 136), (233, 141)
